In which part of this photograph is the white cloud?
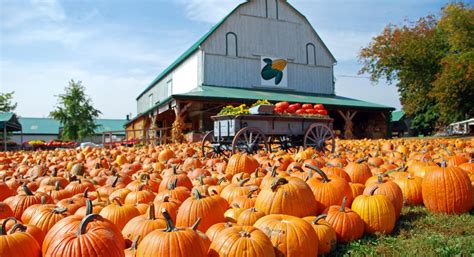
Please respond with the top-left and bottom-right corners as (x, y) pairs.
(174, 0), (242, 24)
(1, 0), (66, 29)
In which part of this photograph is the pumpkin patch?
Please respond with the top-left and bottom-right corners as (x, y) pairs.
(0, 137), (472, 256)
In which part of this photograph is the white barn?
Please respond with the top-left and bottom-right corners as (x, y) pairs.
(126, 0), (394, 141)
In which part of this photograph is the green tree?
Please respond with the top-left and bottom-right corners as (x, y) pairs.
(359, 3), (473, 135)
(50, 80), (101, 141)
(0, 91), (17, 112)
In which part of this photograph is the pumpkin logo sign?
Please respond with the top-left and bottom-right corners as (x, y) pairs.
(261, 57), (288, 87)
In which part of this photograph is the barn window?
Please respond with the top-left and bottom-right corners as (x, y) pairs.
(226, 32), (238, 57)
(166, 79), (173, 97)
(306, 43), (316, 65)
(148, 93), (154, 108)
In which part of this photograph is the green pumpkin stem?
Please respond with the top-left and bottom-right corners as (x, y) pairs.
(22, 185), (33, 196)
(85, 199), (93, 215)
(148, 203), (156, 220)
(304, 164), (330, 183)
(270, 177), (288, 191)
(369, 186), (379, 196)
(340, 196), (347, 212)
(191, 217), (202, 231)
(312, 214), (328, 225)
(54, 181), (61, 191)
(41, 195), (47, 204)
(0, 217), (17, 235)
(193, 188), (203, 200)
(77, 214), (102, 236)
(162, 209), (177, 232)
(130, 235), (141, 250)
(168, 178), (178, 190)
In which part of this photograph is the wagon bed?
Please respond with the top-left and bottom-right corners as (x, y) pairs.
(202, 114), (335, 157)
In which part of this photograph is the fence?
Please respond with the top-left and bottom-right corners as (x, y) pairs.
(101, 127), (172, 148)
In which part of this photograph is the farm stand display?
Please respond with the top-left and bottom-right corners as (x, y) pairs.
(0, 138), (472, 256)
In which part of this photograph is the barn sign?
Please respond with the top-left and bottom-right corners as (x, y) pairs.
(260, 57), (288, 88)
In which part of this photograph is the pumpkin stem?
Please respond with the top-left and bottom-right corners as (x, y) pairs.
(130, 235), (141, 250)
(161, 208), (177, 232)
(76, 214), (102, 236)
(339, 196), (347, 212)
(54, 181), (61, 191)
(41, 195), (47, 204)
(440, 160), (447, 168)
(0, 217), (17, 235)
(377, 173), (385, 184)
(217, 177), (226, 185)
(52, 207), (68, 214)
(238, 178), (250, 187)
(172, 165), (177, 175)
(22, 184), (33, 196)
(270, 177), (288, 191)
(312, 214), (328, 225)
(83, 188), (89, 198)
(293, 165), (305, 173)
(271, 166), (278, 177)
(9, 223), (27, 234)
(193, 188), (203, 200)
(112, 197), (123, 206)
(304, 164), (330, 183)
(247, 188), (258, 198)
(96, 191), (103, 203)
(51, 168), (57, 177)
(356, 157), (368, 164)
(111, 176), (119, 188)
(191, 217), (202, 231)
(198, 175), (205, 186)
(369, 186), (379, 196)
(239, 230), (251, 238)
(85, 199), (93, 215)
(168, 178), (178, 190)
(162, 195), (171, 203)
(148, 203), (156, 220)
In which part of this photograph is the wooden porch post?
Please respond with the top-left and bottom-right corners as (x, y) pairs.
(338, 110), (358, 139)
(172, 102), (192, 143)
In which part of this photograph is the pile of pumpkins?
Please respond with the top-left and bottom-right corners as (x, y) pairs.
(0, 138), (472, 257)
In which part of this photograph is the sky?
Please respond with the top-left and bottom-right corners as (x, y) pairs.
(0, 0), (449, 119)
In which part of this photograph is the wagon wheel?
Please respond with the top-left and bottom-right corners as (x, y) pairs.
(201, 131), (229, 158)
(268, 136), (297, 153)
(304, 124), (336, 153)
(232, 127), (269, 154)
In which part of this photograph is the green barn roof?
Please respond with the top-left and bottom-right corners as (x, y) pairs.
(174, 85), (394, 110)
(391, 111), (405, 122)
(0, 112), (22, 131)
(14, 118), (127, 135)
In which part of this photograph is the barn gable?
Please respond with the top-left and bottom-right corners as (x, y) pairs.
(136, 0), (339, 114)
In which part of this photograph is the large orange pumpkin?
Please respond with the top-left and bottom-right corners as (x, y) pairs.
(255, 177), (317, 217)
(176, 189), (226, 232)
(0, 219), (41, 257)
(305, 164), (354, 213)
(43, 214), (125, 257)
(136, 209), (208, 257)
(344, 160), (372, 184)
(393, 174), (423, 205)
(422, 164), (473, 214)
(225, 153), (260, 176)
(254, 214), (319, 257)
(364, 174), (404, 219)
(122, 203), (166, 246)
(99, 197), (141, 230)
(303, 214), (337, 255)
(4, 185), (52, 219)
(325, 197), (365, 243)
(208, 225), (275, 257)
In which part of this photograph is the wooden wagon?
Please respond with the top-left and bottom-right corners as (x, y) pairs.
(201, 114), (335, 158)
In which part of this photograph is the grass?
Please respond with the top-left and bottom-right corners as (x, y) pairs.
(330, 206), (474, 257)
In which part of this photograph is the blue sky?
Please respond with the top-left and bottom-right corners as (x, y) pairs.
(1, 0), (448, 119)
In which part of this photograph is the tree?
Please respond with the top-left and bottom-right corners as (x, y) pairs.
(0, 91), (17, 112)
(359, 3), (473, 135)
(50, 80), (102, 141)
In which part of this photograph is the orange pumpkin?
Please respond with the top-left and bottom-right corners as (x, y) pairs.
(325, 197), (365, 243)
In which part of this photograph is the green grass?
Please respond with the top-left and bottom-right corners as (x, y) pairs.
(330, 206), (474, 257)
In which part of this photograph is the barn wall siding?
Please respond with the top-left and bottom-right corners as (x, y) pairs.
(202, 0), (335, 94)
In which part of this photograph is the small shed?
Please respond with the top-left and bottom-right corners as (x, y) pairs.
(391, 110), (411, 137)
(0, 112), (22, 151)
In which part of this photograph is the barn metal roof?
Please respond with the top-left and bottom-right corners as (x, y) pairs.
(0, 112), (22, 131)
(174, 85), (394, 110)
(14, 118), (127, 135)
(391, 111), (405, 122)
